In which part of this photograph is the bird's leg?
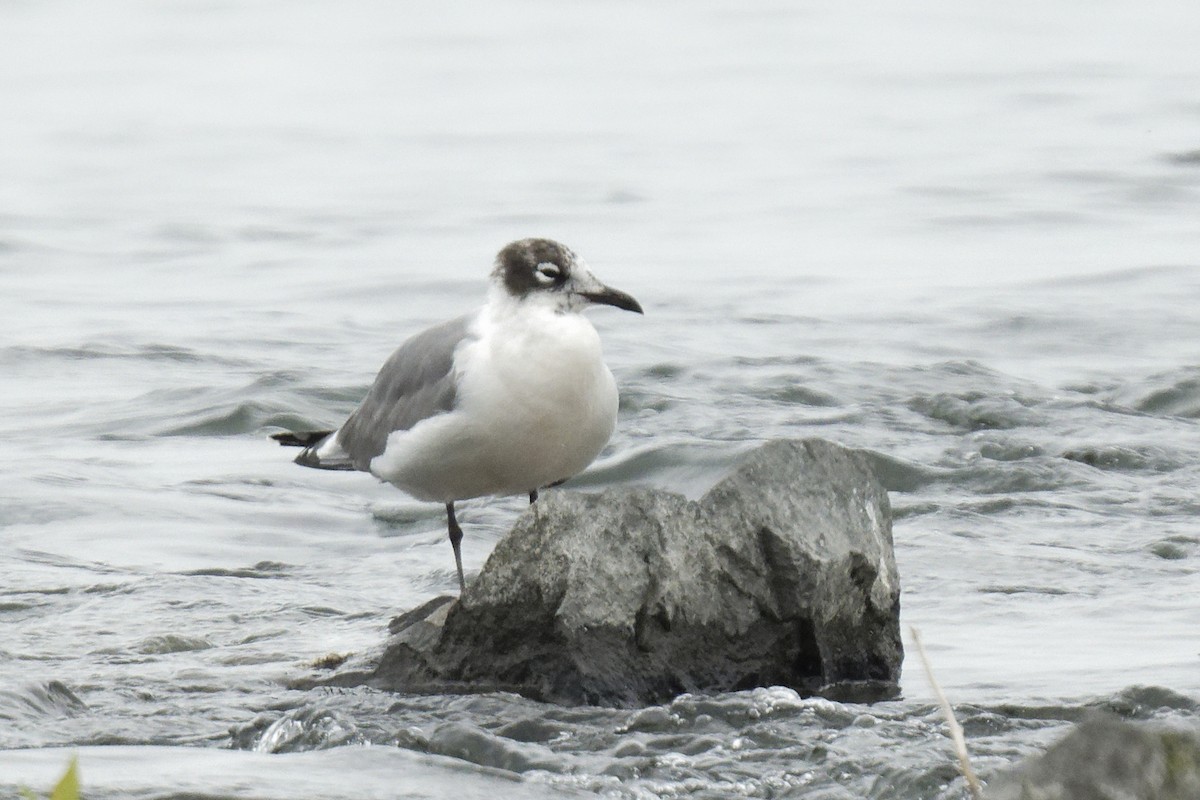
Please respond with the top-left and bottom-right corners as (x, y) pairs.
(446, 501), (465, 592)
(529, 489), (540, 520)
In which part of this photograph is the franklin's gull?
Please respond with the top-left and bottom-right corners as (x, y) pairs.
(273, 238), (643, 591)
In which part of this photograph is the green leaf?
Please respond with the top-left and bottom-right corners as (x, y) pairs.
(48, 757), (80, 800)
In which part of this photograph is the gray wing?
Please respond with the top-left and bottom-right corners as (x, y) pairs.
(336, 312), (476, 471)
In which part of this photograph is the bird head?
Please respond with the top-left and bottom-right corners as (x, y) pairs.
(492, 238), (643, 315)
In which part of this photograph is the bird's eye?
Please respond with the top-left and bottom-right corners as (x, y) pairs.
(535, 263), (562, 285)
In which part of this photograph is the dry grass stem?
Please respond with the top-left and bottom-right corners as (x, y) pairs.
(910, 626), (984, 800)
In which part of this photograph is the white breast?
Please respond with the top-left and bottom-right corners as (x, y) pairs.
(369, 298), (619, 502)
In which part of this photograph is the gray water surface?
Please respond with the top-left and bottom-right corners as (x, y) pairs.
(2, 1), (1199, 798)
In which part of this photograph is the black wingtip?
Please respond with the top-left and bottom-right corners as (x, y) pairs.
(271, 430), (335, 448)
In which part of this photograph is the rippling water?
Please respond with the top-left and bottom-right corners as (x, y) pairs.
(2, 1), (1199, 798)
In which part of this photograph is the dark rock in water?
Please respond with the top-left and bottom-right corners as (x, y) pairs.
(987, 714), (1200, 800)
(336, 438), (902, 707)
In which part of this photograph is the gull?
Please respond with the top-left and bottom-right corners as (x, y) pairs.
(273, 238), (643, 591)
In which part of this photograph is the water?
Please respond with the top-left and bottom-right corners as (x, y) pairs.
(2, 1), (1199, 797)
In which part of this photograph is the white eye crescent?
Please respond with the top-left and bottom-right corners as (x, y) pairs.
(535, 262), (561, 284)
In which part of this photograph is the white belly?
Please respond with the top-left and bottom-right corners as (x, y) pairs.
(368, 305), (619, 502)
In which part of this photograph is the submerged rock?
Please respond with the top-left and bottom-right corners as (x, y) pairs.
(334, 438), (902, 707)
(987, 714), (1200, 800)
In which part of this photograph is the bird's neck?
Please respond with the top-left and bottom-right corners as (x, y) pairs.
(484, 284), (577, 320)
(480, 286), (600, 353)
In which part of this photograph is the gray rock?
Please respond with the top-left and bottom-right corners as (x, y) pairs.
(986, 714), (1200, 800)
(349, 438), (902, 707)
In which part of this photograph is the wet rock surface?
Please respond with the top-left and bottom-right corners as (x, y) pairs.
(330, 438), (902, 707)
(987, 713), (1200, 800)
